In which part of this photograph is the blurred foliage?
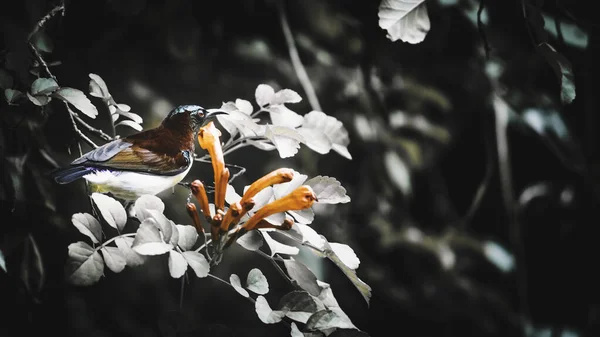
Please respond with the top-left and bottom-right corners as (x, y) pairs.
(2, 0), (600, 337)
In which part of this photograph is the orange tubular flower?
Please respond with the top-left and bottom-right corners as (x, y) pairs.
(240, 168), (295, 205)
(198, 121), (225, 203)
(215, 168), (230, 211)
(186, 203), (204, 234)
(242, 185), (317, 231)
(191, 180), (211, 219)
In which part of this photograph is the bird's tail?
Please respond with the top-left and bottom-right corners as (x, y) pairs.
(51, 166), (94, 184)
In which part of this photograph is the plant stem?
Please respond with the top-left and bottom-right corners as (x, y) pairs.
(95, 233), (136, 252)
(207, 273), (256, 304)
(277, 0), (322, 111)
(72, 112), (113, 142)
(255, 250), (293, 284)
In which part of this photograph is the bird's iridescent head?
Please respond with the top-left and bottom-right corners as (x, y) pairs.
(163, 105), (227, 132)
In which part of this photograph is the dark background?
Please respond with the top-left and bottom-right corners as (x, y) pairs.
(2, 0), (600, 336)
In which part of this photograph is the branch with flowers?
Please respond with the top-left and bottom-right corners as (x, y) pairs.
(63, 86), (371, 336)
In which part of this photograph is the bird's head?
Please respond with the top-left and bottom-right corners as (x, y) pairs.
(162, 105), (227, 133)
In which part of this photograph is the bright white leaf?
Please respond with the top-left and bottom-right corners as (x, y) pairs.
(305, 176), (351, 204)
(115, 120), (143, 131)
(246, 268), (269, 295)
(54, 87), (99, 119)
(133, 194), (165, 222)
(168, 250), (188, 278)
(117, 103), (131, 112)
(378, 0), (430, 44)
(268, 105), (304, 129)
(0, 249), (6, 272)
(288, 209), (314, 225)
(302, 111), (352, 159)
(230, 274), (249, 297)
(236, 230), (264, 251)
(176, 225), (198, 251)
(115, 237), (145, 266)
(383, 150), (412, 197)
(66, 241), (104, 286)
(265, 126), (304, 158)
(91, 193), (127, 231)
(291, 323), (304, 337)
(294, 224), (327, 250)
(273, 171), (308, 199)
(271, 89), (302, 105)
(305, 308), (356, 330)
(132, 220), (173, 255)
(262, 232), (299, 256)
(255, 84), (275, 107)
(235, 98), (254, 114)
(255, 296), (286, 324)
(89, 73), (111, 99)
(182, 251), (209, 277)
(483, 241), (515, 273)
(168, 222), (179, 246)
(117, 110), (143, 124)
(101, 246), (127, 273)
(248, 139), (277, 151)
(296, 127), (332, 155)
(71, 213), (102, 243)
(146, 209), (173, 242)
(30, 78), (59, 95)
(329, 243), (360, 270)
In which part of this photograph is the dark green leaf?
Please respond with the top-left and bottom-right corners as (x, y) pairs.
(30, 78), (58, 95)
(27, 92), (52, 106)
(0, 69), (13, 89)
(31, 31), (54, 53)
(5, 88), (23, 104)
(66, 241), (104, 286)
(329, 329), (370, 337)
(305, 309), (356, 331)
(21, 234), (45, 296)
(54, 87), (99, 118)
(283, 259), (322, 296)
(537, 43), (576, 104)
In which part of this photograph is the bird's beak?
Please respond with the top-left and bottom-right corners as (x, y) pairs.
(205, 109), (228, 120)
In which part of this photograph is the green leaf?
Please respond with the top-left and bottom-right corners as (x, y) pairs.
(300, 111), (352, 159)
(115, 237), (146, 266)
(66, 241), (104, 286)
(132, 220), (174, 255)
(176, 225), (198, 251)
(246, 268), (269, 295)
(88, 73), (111, 99)
(255, 84), (275, 107)
(168, 250), (188, 278)
(305, 309), (356, 331)
(30, 78), (59, 95)
(0, 68), (13, 89)
(542, 14), (588, 49)
(27, 92), (52, 106)
(255, 296), (286, 324)
(133, 194), (165, 221)
(283, 259), (321, 296)
(236, 230), (264, 251)
(5, 88), (23, 104)
(305, 176), (351, 204)
(91, 193), (127, 231)
(182, 251), (209, 277)
(537, 43), (576, 104)
(101, 246), (127, 273)
(71, 213), (102, 243)
(230, 274), (250, 297)
(54, 87), (99, 119)
(378, 0), (429, 44)
(31, 31), (54, 53)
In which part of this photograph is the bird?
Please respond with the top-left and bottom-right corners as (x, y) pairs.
(51, 105), (226, 201)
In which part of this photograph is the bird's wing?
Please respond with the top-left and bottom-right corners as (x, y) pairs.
(71, 139), (191, 176)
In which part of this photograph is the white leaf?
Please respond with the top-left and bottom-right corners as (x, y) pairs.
(305, 176), (351, 204)
(71, 213), (102, 243)
(248, 139), (277, 151)
(271, 89), (302, 105)
(236, 230), (264, 251)
(255, 296), (286, 324)
(176, 225), (198, 251)
(115, 120), (143, 131)
(329, 243), (360, 270)
(288, 209), (314, 225)
(182, 251), (209, 278)
(290, 323), (304, 337)
(146, 209), (173, 242)
(54, 87), (99, 119)
(273, 171), (308, 199)
(91, 193), (127, 231)
(483, 241), (515, 273)
(30, 78), (59, 95)
(255, 84), (275, 107)
(115, 237), (145, 266)
(132, 220), (173, 255)
(101, 246), (127, 273)
(306, 308), (357, 330)
(283, 259), (321, 296)
(0, 249), (6, 273)
(66, 241), (104, 286)
(302, 111), (352, 159)
(262, 232), (299, 256)
(217, 109), (263, 138)
(296, 127), (332, 155)
(378, 0), (430, 44)
(117, 109), (143, 124)
(268, 105), (304, 129)
(383, 150), (412, 197)
(133, 194), (165, 222)
(235, 98), (254, 114)
(246, 268), (269, 295)
(168, 221), (179, 246)
(27, 92), (51, 106)
(294, 224), (327, 250)
(230, 274), (249, 297)
(168, 250), (188, 278)
(89, 73), (111, 99)
(117, 103), (131, 112)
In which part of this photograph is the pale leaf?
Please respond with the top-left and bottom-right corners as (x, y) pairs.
(246, 268), (269, 295)
(91, 193), (127, 231)
(115, 237), (146, 266)
(30, 78), (59, 95)
(71, 213), (102, 243)
(115, 120), (143, 131)
(255, 296), (286, 324)
(176, 225), (198, 251)
(302, 111), (352, 159)
(236, 230), (264, 251)
(132, 220), (173, 255)
(230, 274), (250, 297)
(89, 73), (111, 99)
(66, 241), (104, 286)
(54, 87), (99, 119)
(256, 84), (275, 107)
(378, 0), (430, 44)
(168, 250), (188, 278)
(101, 246), (127, 273)
(305, 176), (351, 204)
(272, 89), (302, 105)
(262, 232), (299, 256)
(268, 105), (304, 129)
(133, 194), (165, 222)
(182, 251), (209, 278)
(329, 243), (360, 270)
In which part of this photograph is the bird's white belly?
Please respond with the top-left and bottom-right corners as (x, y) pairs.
(83, 163), (192, 201)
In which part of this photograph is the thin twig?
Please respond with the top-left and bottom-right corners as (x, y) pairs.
(277, 0), (322, 111)
(27, 3), (65, 41)
(66, 105), (99, 148)
(72, 112), (114, 142)
(477, 0), (491, 58)
(255, 249), (294, 284)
